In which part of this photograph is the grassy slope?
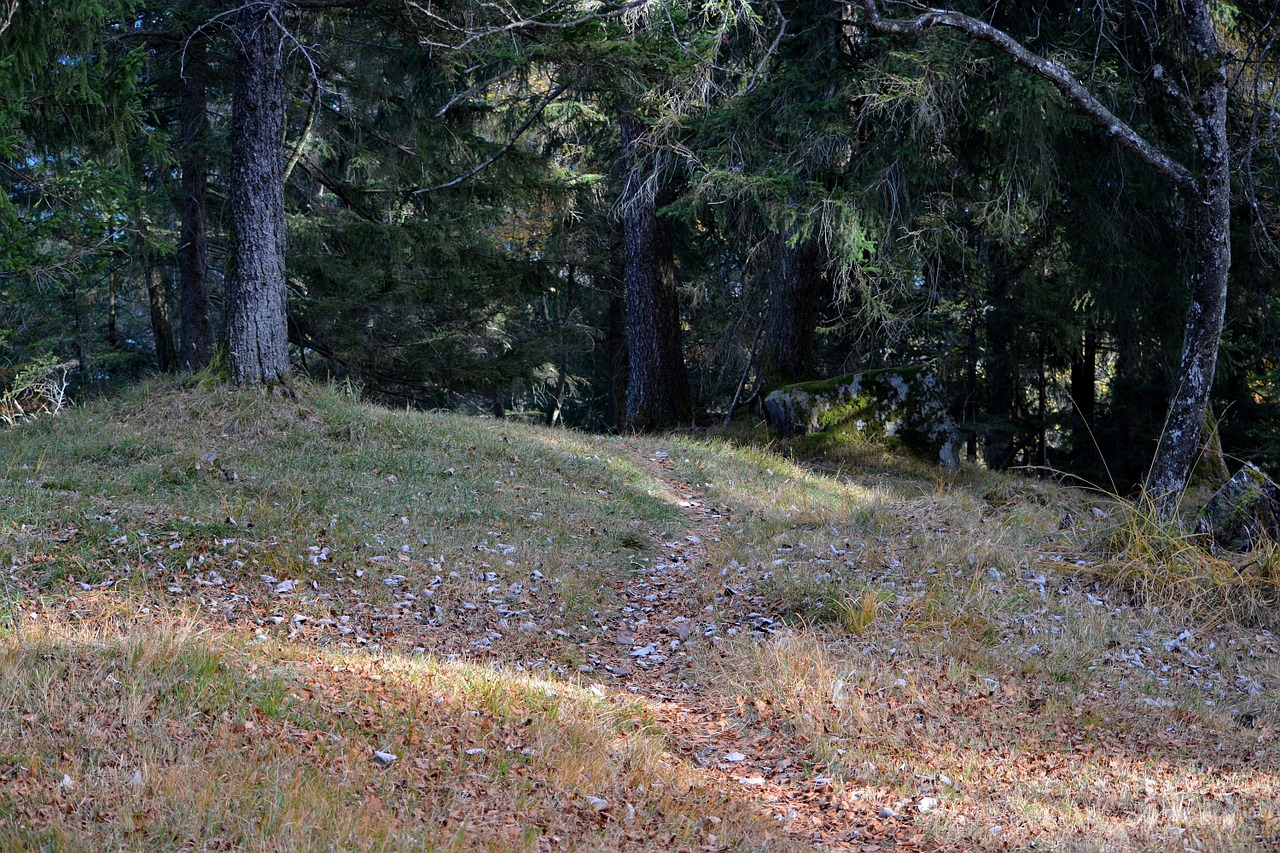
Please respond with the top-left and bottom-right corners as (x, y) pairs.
(1, 379), (1278, 851)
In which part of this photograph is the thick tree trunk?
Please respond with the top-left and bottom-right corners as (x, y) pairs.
(1144, 6), (1230, 517)
(760, 235), (821, 389)
(227, 1), (291, 385)
(178, 31), (211, 371)
(147, 265), (178, 373)
(620, 113), (691, 431)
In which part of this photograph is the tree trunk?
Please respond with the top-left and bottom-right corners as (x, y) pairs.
(178, 30), (211, 371)
(606, 291), (628, 432)
(546, 266), (574, 427)
(1144, 5), (1230, 517)
(1070, 328), (1096, 423)
(106, 267), (118, 348)
(620, 113), (691, 431)
(964, 308), (979, 463)
(227, 1), (291, 385)
(984, 264), (1019, 470)
(760, 234), (821, 389)
(148, 265), (178, 373)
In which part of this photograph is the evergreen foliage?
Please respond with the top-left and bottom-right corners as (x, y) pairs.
(1, 0), (1279, 503)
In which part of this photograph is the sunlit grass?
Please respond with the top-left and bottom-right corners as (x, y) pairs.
(0, 600), (790, 852)
(1, 378), (1278, 850)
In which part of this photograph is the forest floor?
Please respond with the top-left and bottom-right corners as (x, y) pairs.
(1, 379), (1279, 851)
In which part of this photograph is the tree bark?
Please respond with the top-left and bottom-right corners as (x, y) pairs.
(545, 265), (575, 428)
(620, 112), (691, 431)
(178, 29), (211, 371)
(227, 0), (291, 385)
(760, 234), (821, 389)
(148, 265), (178, 373)
(1144, 3), (1231, 514)
(983, 265), (1019, 470)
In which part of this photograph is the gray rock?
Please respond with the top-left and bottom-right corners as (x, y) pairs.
(1196, 462), (1280, 551)
(763, 367), (959, 470)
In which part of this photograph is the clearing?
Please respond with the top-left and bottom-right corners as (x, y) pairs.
(1, 380), (1277, 851)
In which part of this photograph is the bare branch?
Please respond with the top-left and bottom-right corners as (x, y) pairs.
(852, 0), (1197, 194)
(284, 78), (321, 181)
(1150, 63), (1193, 117)
(403, 0), (649, 51)
(0, 0), (16, 40)
(436, 65), (517, 118)
(411, 81), (568, 195)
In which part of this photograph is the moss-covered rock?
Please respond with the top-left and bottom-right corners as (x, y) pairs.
(1195, 462), (1280, 551)
(763, 367), (959, 470)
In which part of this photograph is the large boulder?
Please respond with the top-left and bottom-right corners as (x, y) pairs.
(763, 367), (959, 470)
(1195, 462), (1280, 551)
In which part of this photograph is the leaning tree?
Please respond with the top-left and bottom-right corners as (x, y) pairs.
(853, 0), (1279, 515)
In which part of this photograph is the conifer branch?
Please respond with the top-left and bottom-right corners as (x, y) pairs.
(852, 0), (1198, 194)
(284, 78), (321, 182)
(411, 81), (568, 195)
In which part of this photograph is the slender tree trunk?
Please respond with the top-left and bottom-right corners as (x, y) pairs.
(546, 266), (574, 427)
(106, 268), (118, 348)
(984, 265), (1018, 470)
(1144, 5), (1230, 516)
(178, 30), (211, 371)
(760, 234), (821, 389)
(227, 0), (291, 385)
(964, 308), (979, 463)
(68, 281), (88, 378)
(1145, 168), (1230, 510)
(148, 265), (178, 372)
(620, 113), (691, 431)
(1070, 328), (1097, 423)
(606, 291), (628, 432)
(547, 362), (568, 427)
(1037, 338), (1048, 468)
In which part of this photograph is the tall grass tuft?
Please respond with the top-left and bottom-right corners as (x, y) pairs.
(1091, 496), (1280, 627)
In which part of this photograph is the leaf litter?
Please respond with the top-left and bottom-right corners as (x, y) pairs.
(3, 387), (1280, 850)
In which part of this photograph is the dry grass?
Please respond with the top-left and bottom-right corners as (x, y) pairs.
(659, 434), (1280, 849)
(2, 379), (1279, 850)
(1090, 496), (1280, 628)
(0, 599), (790, 852)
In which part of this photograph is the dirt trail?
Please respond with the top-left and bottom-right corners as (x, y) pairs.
(582, 446), (938, 852)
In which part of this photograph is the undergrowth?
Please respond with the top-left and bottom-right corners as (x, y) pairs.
(1091, 496), (1280, 628)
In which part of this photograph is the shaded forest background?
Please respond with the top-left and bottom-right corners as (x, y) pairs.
(3, 0), (1280, 497)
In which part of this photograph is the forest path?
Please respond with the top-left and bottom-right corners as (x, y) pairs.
(585, 444), (937, 853)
